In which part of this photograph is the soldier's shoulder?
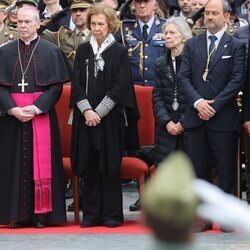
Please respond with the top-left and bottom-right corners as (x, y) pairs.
(158, 17), (167, 23)
(227, 25), (236, 35)
(119, 19), (137, 35)
(192, 27), (206, 36)
(0, 25), (18, 44)
(58, 26), (74, 45)
(58, 26), (72, 36)
(121, 19), (136, 28)
(154, 17), (166, 28)
(121, 19), (136, 24)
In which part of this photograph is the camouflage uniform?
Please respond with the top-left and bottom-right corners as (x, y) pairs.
(0, 24), (17, 47)
(41, 26), (90, 67)
(0, 0), (17, 46)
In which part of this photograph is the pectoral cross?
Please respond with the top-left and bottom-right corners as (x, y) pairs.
(18, 77), (28, 93)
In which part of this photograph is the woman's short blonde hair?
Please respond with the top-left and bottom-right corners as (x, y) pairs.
(86, 3), (120, 34)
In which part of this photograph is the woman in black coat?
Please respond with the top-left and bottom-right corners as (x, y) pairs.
(70, 3), (138, 228)
(153, 17), (192, 165)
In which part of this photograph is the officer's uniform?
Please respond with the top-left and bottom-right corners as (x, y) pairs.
(0, 24), (18, 47)
(40, 0), (93, 67)
(115, 17), (166, 86)
(42, 26), (90, 67)
(0, 0), (18, 46)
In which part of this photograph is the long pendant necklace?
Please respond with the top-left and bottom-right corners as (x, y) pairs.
(202, 46), (216, 82)
(17, 37), (40, 92)
(171, 56), (179, 111)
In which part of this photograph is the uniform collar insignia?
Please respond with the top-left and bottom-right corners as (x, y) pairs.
(155, 18), (160, 26)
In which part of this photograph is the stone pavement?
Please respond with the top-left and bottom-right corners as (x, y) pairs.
(1, 182), (250, 250)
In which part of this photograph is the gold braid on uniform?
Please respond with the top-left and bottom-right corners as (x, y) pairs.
(139, 42), (144, 78)
(120, 21), (144, 77)
(127, 41), (144, 77)
(57, 26), (64, 48)
(120, 21), (125, 46)
(67, 51), (76, 60)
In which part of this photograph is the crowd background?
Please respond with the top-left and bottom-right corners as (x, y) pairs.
(0, 0), (250, 237)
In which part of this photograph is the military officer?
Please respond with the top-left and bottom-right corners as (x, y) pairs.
(41, 0), (93, 67)
(0, 0), (17, 46)
(115, 0), (165, 86)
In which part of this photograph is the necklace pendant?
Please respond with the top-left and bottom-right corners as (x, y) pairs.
(18, 76), (28, 93)
(172, 99), (179, 111)
(203, 68), (209, 82)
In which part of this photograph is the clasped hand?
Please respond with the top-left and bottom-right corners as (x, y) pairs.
(197, 100), (216, 120)
(84, 109), (101, 127)
(11, 105), (36, 123)
(166, 121), (184, 136)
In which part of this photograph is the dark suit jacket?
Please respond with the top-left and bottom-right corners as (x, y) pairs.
(178, 31), (246, 131)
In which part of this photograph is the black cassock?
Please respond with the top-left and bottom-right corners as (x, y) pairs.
(0, 37), (71, 224)
(70, 41), (139, 224)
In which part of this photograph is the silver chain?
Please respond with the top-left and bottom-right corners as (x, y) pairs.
(17, 37), (40, 79)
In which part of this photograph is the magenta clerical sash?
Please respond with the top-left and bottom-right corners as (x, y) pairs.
(11, 92), (52, 214)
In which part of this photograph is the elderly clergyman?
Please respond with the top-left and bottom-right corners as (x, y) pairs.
(0, 6), (71, 228)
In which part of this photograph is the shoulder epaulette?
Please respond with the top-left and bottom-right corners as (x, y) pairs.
(158, 17), (167, 22)
(58, 26), (71, 35)
(122, 19), (136, 23)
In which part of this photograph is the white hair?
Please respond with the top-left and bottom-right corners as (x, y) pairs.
(162, 17), (193, 41)
(17, 6), (40, 21)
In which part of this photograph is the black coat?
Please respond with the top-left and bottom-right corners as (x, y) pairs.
(70, 41), (139, 179)
(153, 50), (187, 165)
(0, 38), (70, 224)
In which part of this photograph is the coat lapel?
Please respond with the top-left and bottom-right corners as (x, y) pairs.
(197, 33), (207, 65)
(165, 52), (175, 81)
(209, 32), (231, 71)
(132, 20), (142, 41)
(160, 51), (175, 83)
(147, 17), (161, 42)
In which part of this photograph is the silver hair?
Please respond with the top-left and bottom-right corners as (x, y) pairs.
(17, 7), (40, 21)
(162, 17), (193, 41)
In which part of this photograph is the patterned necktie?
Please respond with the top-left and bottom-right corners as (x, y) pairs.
(209, 35), (217, 56)
(142, 24), (148, 41)
(76, 31), (84, 45)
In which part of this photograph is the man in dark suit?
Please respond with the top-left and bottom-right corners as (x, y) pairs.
(178, 0), (246, 197)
